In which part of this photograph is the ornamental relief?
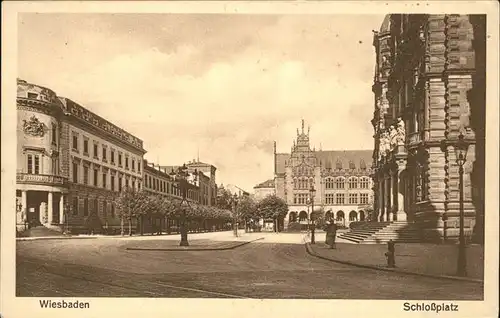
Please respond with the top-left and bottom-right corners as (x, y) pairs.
(22, 115), (47, 137)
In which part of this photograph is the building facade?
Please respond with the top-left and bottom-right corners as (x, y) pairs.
(16, 79), (146, 233)
(371, 15), (486, 242)
(160, 159), (217, 207)
(253, 179), (275, 201)
(255, 120), (374, 229)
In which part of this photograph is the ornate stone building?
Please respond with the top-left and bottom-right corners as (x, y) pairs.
(371, 15), (486, 242)
(16, 79), (146, 233)
(255, 120), (373, 229)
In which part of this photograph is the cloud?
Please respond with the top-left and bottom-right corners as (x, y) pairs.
(18, 13), (385, 191)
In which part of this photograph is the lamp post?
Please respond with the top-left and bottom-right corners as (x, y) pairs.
(170, 164), (197, 247)
(454, 132), (469, 277)
(310, 185), (316, 244)
(64, 201), (71, 234)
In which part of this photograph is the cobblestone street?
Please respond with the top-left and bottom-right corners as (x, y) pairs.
(17, 232), (483, 299)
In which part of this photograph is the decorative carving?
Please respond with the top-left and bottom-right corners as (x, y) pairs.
(378, 131), (390, 160)
(22, 115), (46, 137)
(389, 125), (398, 149)
(395, 117), (406, 145)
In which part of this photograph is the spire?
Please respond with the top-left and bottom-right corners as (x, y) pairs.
(197, 146), (200, 162)
(301, 119), (305, 134)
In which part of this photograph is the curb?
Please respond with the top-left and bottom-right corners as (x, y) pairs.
(304, 243), (483, 284)
(126, 237), (265, 251)
(17, 236), (99, 241)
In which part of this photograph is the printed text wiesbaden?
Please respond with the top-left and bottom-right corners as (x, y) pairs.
(40, 300), (90, 309)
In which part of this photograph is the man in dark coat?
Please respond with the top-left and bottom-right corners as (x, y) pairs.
(329, 222), (338, 249)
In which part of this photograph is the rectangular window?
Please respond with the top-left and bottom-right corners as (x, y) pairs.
(93, 169), (98, 186)
(118, 154), (122, 166)
(93, 143), (99, 159)
(72, 197), (79, 215)
(72, 135), (78, 150)
(27, 154), (33, 174)
(132, 159), (135, 171)
(102, 172), (107, 189)
(336, 193), (345, 205)
(102, 146), (107, 161)
(111, 150), (115, 164)
(52, 125), (57, 145)
(83, 166), (89, 185)
(72, 162), (78, 183)
(360, 193), (369, 205)
(138, 162), (141, 172)
(83, 198), (89, 216)
(118, 177), (122, 192)
(27, 154), (41, 174)
(132, 180), (136, 190)
(125, 157), (129, 169)
(349, 193), (358, 205)
(83, 139), (89, 154)
(111, 175), (115, 191)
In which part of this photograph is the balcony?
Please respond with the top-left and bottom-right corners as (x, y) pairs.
(17, 173), (67, 186)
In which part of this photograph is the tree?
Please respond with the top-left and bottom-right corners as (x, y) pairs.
(216, 186), (233, 210)
(257, 194), (288, 232)
(236, 196), (258, 230)
(115, 187), (147, 236)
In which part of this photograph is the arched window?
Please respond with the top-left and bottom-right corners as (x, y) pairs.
(335, 177), (345, 189)
(325, 178), (334, 189)
(348, 177), (358, 189)
(360, 177), (370, 189)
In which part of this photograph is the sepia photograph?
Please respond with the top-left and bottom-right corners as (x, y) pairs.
(1, 1), (499, 317)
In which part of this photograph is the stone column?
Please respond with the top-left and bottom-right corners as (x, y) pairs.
(21, 190), (27, 220)
(395, 160), (407, 221)
(59, 194), (65, 224)
(386, 174), (392, 221)
(379, 177), (385, 222)
(47, 192), (54, 224)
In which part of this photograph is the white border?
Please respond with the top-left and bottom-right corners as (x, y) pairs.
(2, 2), (499, 318)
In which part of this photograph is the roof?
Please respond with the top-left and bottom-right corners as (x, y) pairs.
(276, 150), (373, 174)
(254, 179), (275, 189)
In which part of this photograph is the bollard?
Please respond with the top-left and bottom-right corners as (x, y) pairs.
(385, 239), (396, 268)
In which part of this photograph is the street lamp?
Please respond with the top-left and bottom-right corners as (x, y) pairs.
(232, 193), (239, 237)
(64, 201), (71, 234)
(170, 164), (197, 247)
(454, 132), (469, 277)
(309, 185), (316, 244)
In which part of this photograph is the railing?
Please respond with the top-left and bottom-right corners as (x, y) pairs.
(16, 173), (67, 186)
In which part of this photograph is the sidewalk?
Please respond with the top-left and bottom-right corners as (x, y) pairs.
(16, 230), (239, 241)
(306, 242), (484, 283)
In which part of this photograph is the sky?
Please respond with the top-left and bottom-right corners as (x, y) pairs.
(18, 13), (386, 192)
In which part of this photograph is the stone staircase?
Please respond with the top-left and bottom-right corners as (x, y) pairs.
(338, 221), (421, 244)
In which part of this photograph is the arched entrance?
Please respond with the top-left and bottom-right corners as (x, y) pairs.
(359, 210), (365, 221)
(298, 210), (308, 222)
(349, 210), (358, 221)
(325, 210), (333, 221)
(336, 210), (345, 226)
(288, 211), (298, 223)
